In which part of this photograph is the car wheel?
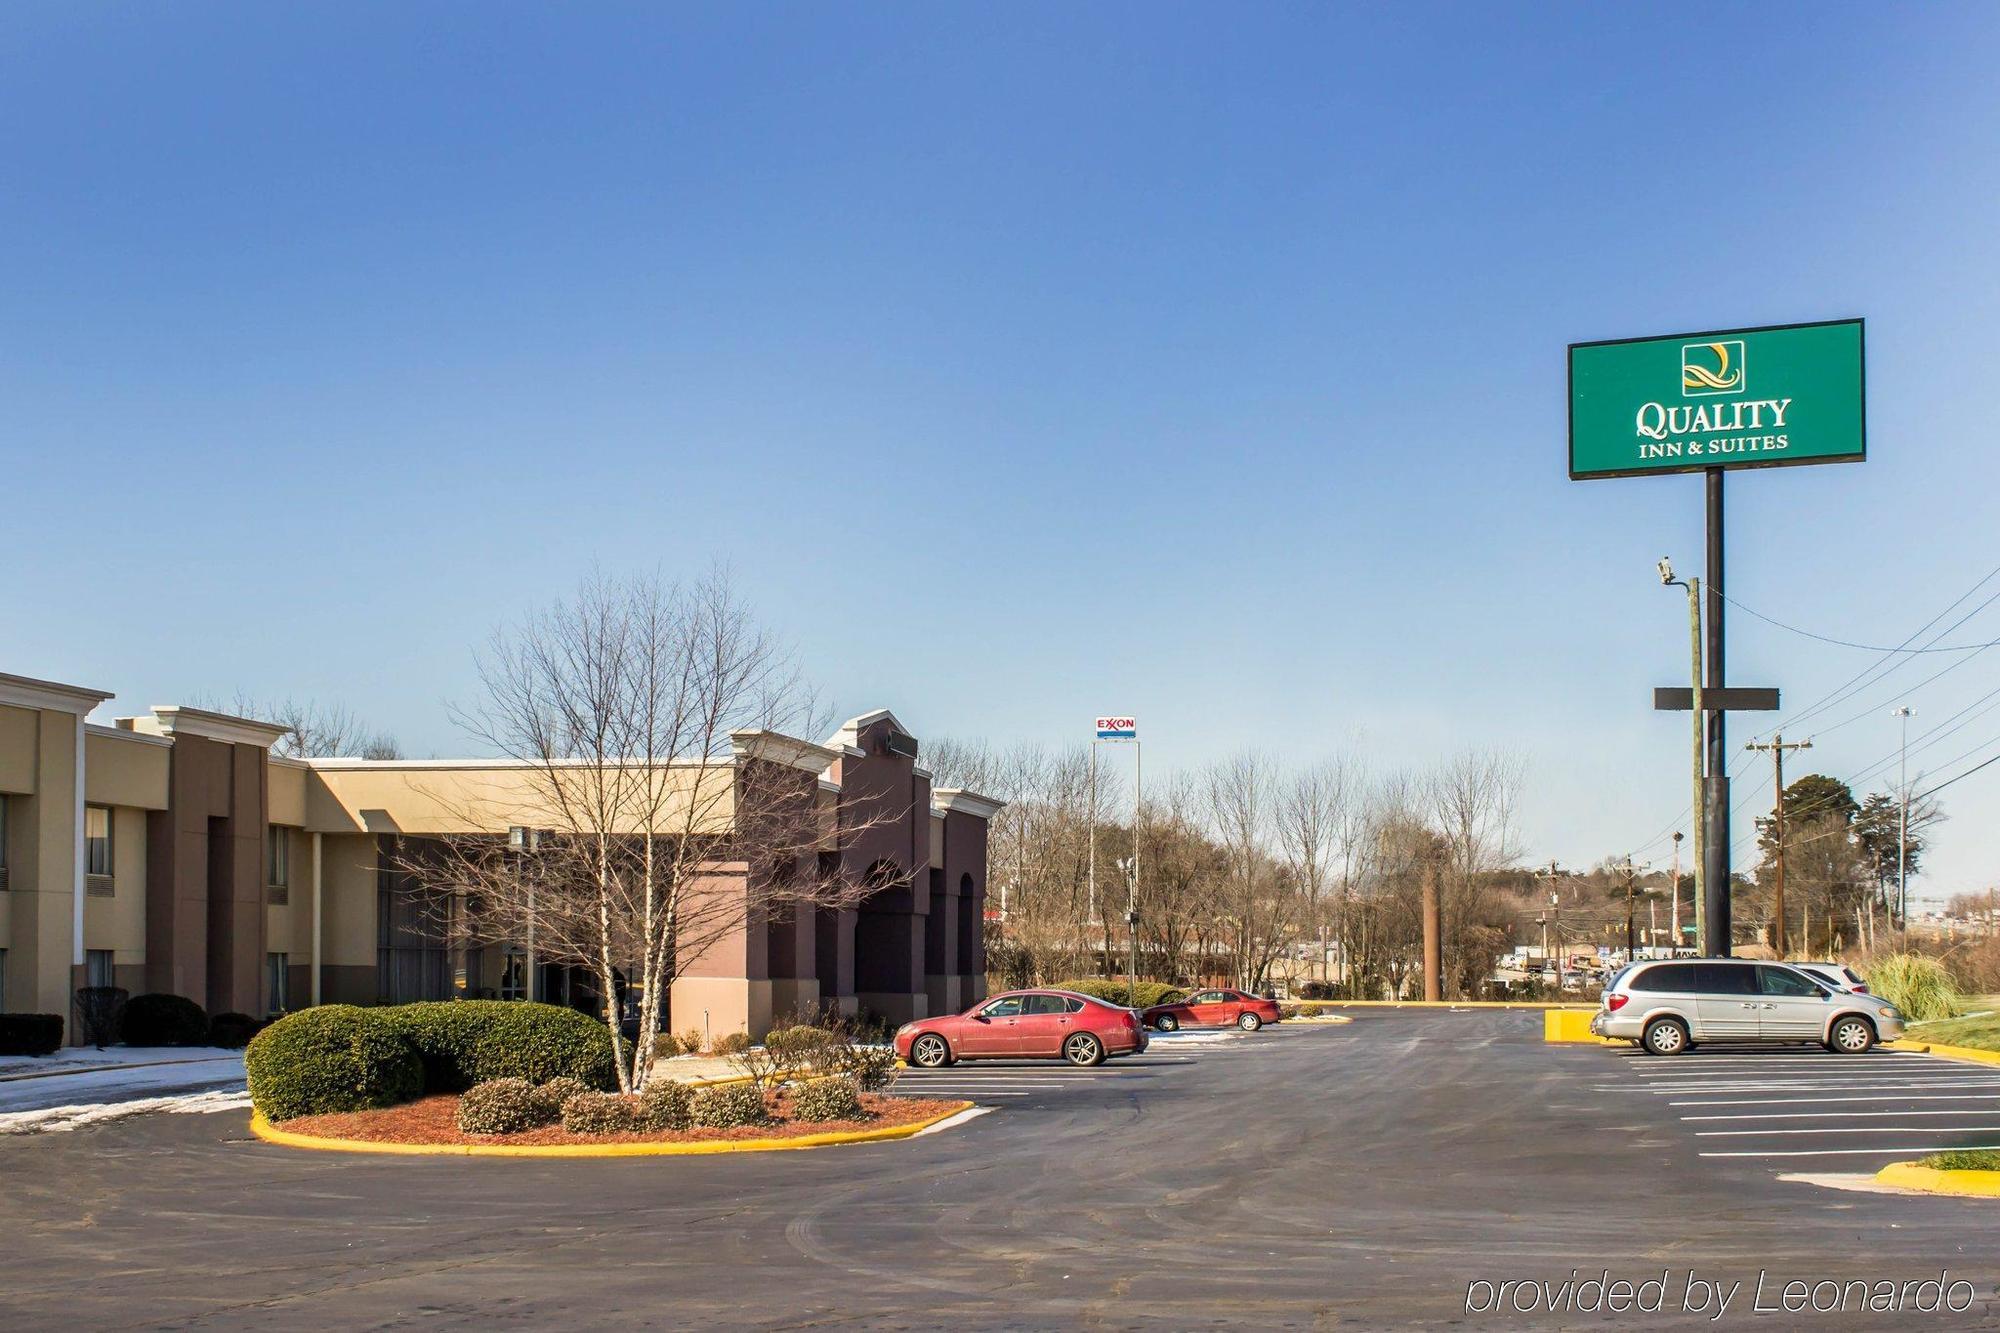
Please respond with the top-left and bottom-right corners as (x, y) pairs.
(1237, 1012), (1262, 1031)
(1828, 1016), (1876, 1054)
(909, 1033), (953, 1068)
(1063, 1033), (1105, 1067)
(1154, 1013), (1179, 1032)
(1642, 1017), (1690, 1057)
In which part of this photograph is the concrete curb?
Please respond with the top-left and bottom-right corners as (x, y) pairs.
(1290, 1000), (1593, 1010)
(248, 1101), (975, 1158)
(1875, 1161), (2000, 1197)
(1884, 1038), (2000, 1067)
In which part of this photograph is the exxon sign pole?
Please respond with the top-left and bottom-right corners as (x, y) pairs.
(1094, 717), (1140, 1002)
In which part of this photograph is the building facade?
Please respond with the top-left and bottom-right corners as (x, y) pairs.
(0, 673), (996, 1042)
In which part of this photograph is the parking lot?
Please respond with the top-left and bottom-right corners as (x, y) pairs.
(5, 1010), (1999, 1328)
(1592, 1043), (2000, 1166)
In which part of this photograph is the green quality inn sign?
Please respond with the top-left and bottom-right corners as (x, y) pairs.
(1569, 319), (1864, 479)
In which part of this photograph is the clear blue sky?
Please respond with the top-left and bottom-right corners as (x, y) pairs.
(6, 4), (1998, 901)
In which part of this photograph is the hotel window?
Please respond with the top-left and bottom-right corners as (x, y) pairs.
(267, 826), (290, 904)
(86, 949), (115, 988)
(267, 953), (290, 1012)
(85, 806), (113, 887)
(500, 951), (527, 1001)
(0, 793), (9, 890)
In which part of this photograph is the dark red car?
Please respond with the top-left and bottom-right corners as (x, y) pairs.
(1143, 987), (1281, 1032)
(894, 989), (1147, 1068)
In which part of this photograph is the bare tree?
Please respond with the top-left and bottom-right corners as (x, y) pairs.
(194, 691), (402, 759)
(1277, 757), (1356, 986)
(407, 570), (877, 1092)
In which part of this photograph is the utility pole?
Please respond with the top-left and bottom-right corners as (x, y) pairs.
(1893, 706), (1914, 930)
(1669, 830), (1684, 955)
(1746, 733), (1812, 956)
(1535, 861), (1568, 990)
(1660, 560), (1706, 952)
(1618, 856), (1640, 962)
(1421, 854), (1441, 1002)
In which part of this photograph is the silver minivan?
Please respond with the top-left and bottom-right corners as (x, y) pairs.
(1591, 958), (1903, 1056)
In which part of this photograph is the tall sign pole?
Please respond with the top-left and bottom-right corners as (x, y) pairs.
(1572, 319), (1864, 959)
(1094, 716), (1139, 999)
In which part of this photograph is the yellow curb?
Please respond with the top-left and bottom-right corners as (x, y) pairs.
(1875, 1161), (2000, 1197)
(1885, 1039), (2000, 1068)
(1543, 1008), (1618, 1044)
(249, 1102), (974, 1158)
(1286, 1000), (1593, 1010)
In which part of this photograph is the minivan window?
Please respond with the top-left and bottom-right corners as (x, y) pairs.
(1693, 962), (1759, 995)
(1759, 965), (1827, 998)
(1633, 963), (1695, 992)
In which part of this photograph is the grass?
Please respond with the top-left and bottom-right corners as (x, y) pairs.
(1921, 1148), (2000, 1172)
(1902, 1012), (2000, 1051)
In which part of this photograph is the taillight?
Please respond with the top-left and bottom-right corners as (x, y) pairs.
(1606, 993), (1629, 1012)
(1855, 984), (1868, 993)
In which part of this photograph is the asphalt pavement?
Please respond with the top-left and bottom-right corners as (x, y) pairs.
(2, 1010), (1997, 1329)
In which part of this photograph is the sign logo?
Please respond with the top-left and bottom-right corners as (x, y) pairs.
(1094, 716), (1137, 740)
(1681, 340), (1745, 397)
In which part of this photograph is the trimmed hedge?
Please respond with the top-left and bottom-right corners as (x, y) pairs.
(121, 992), (209, 1047)
(457, 1078), (553, 1135)
(532, 1076), (590, 1120)
(691, 1081), (767, 1128)
(790, 1075), (863, 1123)
(245, 1006), (424, 1121)
(636, 1079), (694, 1131)
(0, 1013), (64, 1056)
(561, 1091), (636, 1134)
(207, 1012), (269, 1050)
(1051, 978), (1188, 1009)
(377, 1001), (617, 1093)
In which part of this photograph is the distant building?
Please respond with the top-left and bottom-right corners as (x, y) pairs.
(0, 674), (998, 1042)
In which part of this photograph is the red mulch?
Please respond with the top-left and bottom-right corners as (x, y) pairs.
(278, 1089), (967, 1147)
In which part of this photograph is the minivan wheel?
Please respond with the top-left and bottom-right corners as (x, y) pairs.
(1642, 1017), (1690, 1056)
(1828, 1016), (1876, 1054)
(1237, 1012), (1262, 1031)
(1063, 1033), (1105, 1067)
(909, 1033), (953, 1068)
(1154, 1013), (1179, 1032)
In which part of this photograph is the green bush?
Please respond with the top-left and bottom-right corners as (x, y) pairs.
(377, 1001), (617, 1092)
(710, 1031), (752, 1056)
(531, 1075), (590, 1120)
(1923, 1148), (2000, 1171)
(763, 1024), (836, 1070)
(652, 1032), (688, 1058)
(0, 1014), (64, 1056)
(457, 1078), (553, 1135)
(789, 1075), (863, 1123)
(245, 1006), (424, 1121)
(1868, 954), (1960, 1023)
(1050, 978), (1188, 1009)
(121, 992), (209, 1046)
(849, 1046), (898, 1091)
(560, 1090), (637, 1135)
(636, 1079), (694, 1131)
(690, 1080), (767, 1128)
(207, 1012), (269, 1050)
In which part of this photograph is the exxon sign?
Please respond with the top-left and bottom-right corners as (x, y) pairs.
(1095, 716), (1137, 741)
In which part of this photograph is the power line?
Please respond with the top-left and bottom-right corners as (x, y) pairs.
(1719, 590), (2000, 654)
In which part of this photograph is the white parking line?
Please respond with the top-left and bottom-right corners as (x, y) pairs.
(1701, 1143), (2000, 1158)
(1696, 1124), (2000, 1136)
(1636, 1080), (2000, 1093)
(1683, 1108), (2000, 1121)
(1670, 1093), (2000, 1107)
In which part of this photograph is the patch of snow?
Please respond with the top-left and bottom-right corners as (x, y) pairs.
(0, 1089), (251, 1136)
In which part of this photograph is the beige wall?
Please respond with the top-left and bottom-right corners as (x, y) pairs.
(0, 705), (38, 795)
(82, 805), (148, 964)
(305, 763), (734, 836)
(268, 761), (308, 827)
(83, 731), (169, 810)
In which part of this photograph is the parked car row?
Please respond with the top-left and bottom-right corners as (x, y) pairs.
(892, 986), (1283, 1068)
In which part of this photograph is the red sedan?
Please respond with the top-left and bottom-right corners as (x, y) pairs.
(894, 989), (1147, 1068)
(1143, 988), (1281, 1032)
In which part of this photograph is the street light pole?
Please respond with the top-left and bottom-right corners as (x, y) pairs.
(1660, 559), (1706, 953)
(1894, 706), (1914, 929)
